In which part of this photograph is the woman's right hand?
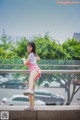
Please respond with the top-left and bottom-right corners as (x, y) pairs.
(22, 57), (30, 66)
(22, 58), (26, 63)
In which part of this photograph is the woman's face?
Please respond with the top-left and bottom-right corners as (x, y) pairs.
(27, 45), (33, 53)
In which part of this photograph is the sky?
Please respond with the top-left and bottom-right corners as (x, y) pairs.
(0, 0), (80, 43)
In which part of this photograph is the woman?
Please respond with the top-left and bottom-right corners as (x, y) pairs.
(22, 41), (41, 110)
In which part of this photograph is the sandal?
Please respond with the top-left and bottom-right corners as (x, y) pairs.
(24, 106), (35, 111)
(23, 89), (34, 96)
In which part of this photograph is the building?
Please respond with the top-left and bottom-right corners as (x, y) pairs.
(73, 33), (80, 41)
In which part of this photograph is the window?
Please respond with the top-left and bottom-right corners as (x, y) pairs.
(35, 91), (51, 96)
(12, 97), (29, 102)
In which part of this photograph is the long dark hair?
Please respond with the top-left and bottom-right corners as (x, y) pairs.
(28, 41), (36, 55)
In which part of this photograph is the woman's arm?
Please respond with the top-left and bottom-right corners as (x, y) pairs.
(22, 58), (30, 66)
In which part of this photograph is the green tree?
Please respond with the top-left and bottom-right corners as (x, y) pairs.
(0, 29), (12, 50)
(53, 73), (80, 105)
(13, 37), (28, 58)
(34, 34), (66, 60)
(62, 38), (80, 60)
(0, 47), (6, 59)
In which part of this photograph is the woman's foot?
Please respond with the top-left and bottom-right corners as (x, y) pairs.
(24, 106), (34, 111)
(23, 89), (34, 96)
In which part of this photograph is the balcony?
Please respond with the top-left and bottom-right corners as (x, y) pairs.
(0, 60), (80, 120)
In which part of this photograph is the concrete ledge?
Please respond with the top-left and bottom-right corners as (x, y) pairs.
(0, 106), (80, 120)
(37, 110), (80, 120)
(0, 105), (80, 111)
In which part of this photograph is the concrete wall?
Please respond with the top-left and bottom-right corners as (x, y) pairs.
(0, 106), (80, 120)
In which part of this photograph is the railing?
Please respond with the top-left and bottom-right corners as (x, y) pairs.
(0, 64), (80, 67)
(0, 69), (80, 120)
(0, 69), (80, 74)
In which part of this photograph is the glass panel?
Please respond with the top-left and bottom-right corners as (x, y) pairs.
(0, 60), (80, 106)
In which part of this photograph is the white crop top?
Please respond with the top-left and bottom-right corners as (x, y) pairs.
(28, 53), (36, 64)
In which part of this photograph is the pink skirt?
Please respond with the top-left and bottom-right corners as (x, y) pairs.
(28, 63), (41, 81)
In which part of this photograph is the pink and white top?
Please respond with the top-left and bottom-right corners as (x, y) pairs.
(28, 53), (36, 64)
(27, 53), (41, 81)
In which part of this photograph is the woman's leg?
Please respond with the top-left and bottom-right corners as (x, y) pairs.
(28, 69), (39, 90)
(28, 70), (39, 109)
(29, 94), (34, 109)
(24, 83), (35, 110)
(29, 81), (35, 109)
